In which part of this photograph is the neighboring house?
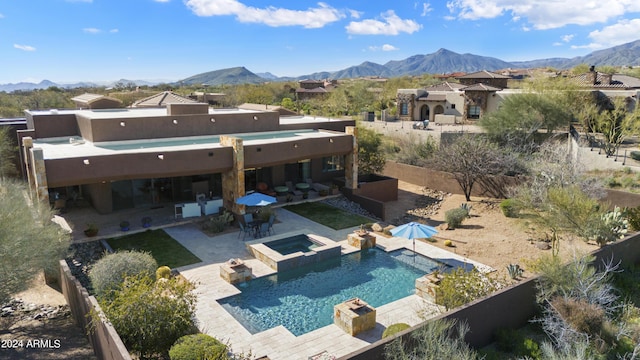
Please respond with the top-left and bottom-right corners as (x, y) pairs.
(18, 94), (357, 215)
(131, 91), (198, 108)
(296, 79), (337, 100)
(188, 92), (226, 106)
(71, 93), (123, 110)
(396, 68), (639, 123)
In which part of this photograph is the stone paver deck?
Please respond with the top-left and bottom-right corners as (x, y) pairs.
(168, 208), (492, 360)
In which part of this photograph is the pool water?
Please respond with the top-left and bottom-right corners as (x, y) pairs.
(218, 248), (447, 336)
(264, 235), (320, 255)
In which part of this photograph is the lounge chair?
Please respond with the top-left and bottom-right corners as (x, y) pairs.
(243, 213), (253, 225)
(258, 222), (271, 237)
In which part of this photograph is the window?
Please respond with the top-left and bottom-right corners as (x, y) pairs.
(322, 155), (344, 172)
(451, 104), (456, 109)
(400, 103), (409, 116)
(468, 105), (481, 119)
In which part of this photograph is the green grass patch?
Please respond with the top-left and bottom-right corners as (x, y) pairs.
(284, 202), (373, 230)
(107, 229), (201, 268)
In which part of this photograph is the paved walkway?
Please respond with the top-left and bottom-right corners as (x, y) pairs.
(165, 207), (491, 360)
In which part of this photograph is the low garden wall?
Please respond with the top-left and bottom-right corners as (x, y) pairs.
(59, 260), (131, 360)
(340, 231), (640, 359)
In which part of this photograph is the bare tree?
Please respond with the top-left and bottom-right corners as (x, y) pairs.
(429, 135), (519, 201)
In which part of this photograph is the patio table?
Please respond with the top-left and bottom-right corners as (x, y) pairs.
(274, 186), (289, 196)
(295, 183), (310, 192)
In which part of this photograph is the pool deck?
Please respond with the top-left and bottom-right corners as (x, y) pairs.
(166, 207), (492, 360)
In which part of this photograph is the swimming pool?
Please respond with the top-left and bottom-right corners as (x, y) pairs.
(264, 234), (320, 255)
(218, 248), (447, 336)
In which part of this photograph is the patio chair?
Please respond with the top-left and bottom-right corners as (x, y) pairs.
(258, 222), (271, 238)
(267, 214), (275, 235)
(243, 213), (253, 225)
(285, 181), (303, 196)
(238, 222), (252, 240)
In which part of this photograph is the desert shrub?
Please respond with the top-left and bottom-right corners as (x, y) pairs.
(499, 198), (519, 218)
(169, 334), (227, 360)
(382, 323), (411, 338)
(437, 268), (503, 310)
(494, 327), (541, 359)
(551, 297), (606, 336)
(627, 205), (640, 231)
(156, 266), (172, 280)
(630, 151), (640, 161)
(444, 208), (468, 229)
(385, 318), (478, 360)
(89, 250), (157, 298)
(98, 274), (197, 359)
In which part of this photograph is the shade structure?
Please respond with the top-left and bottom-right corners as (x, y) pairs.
(236, 192), (277, 207)
(390, 222), (438, 240)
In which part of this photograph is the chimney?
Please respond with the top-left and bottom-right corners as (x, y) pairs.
(587, 66), (597, 85)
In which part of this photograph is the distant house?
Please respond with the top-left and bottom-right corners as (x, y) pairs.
(188, 92), (226, 106)
(131, 91), (197, 108)
(296, 79), (337, 100)
(71, 93), (123, 110)
(456, 70), (511, 89)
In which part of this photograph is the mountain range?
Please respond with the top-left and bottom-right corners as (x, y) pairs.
(2, 39), (639, 92)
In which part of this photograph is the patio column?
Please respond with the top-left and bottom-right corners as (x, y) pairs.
(345, 126), (358, 190)
(220, 136), (246, 215)
(30, 146), (50, 204)
(22, 137), (37, 198)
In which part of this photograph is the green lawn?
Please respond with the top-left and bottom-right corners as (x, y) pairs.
(284, 202), (374, 230)
(107, 229), (202, 268)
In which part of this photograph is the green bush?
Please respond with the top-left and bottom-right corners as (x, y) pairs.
(156, 266), (172, 280)
(98, 274), (197, 359)
(499, 199), (520, 218)
(494, 327), (541, 359)
(382, 323), (410, 338)
(624, 206), (640, 231)
(89, 250), (157, 298)
(169, 334), (227, 360)
(445, 208), (468, 229)
(630, 151), (640, 161)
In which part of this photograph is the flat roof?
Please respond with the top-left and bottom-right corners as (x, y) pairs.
(34, 129), (348, 160)
(27, 107), (264, 119)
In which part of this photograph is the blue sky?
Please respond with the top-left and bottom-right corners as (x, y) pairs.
(1, 0), (640, 84)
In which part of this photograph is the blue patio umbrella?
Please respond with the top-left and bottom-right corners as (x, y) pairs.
(236, 192), (277, 207)
(390, 221), (438, 253)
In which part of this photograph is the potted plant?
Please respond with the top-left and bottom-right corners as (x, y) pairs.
(141, 217), (152, 228)
(84, 223), (98, 237)
(329, 184), (339, 195)
(119, 221), (130, 231)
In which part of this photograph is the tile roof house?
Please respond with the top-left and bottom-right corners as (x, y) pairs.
(19, 95), (358, 215)
(71, 93), (123, 110)
(131, 91), (198, 108)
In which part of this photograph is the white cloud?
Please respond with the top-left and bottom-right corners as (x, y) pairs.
(14, 44), (36, 51)
(349, 9), (362, 19)
(421, 3), (433, 16)
(446, 0), (640, 30)
(368, 44), (399, 51)
(561, 34), (574, 42)
(110, 28), (119, 33)
(573, 18), (640, 50)
(185, 0), (344, 28)
(83, 28), (101, 34)
(552, 42), (563, 46)
(346, 10), (422, 35)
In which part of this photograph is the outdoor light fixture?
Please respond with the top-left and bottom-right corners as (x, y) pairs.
(210, 118), (215, 123)
(83, 159), (90, 165)
(253, 116), (258, 120)
(158, 154), (164, 160)
(172, 119), (178, 124)
(208, 152), (214, 157)
(329, 138), (334, 143)
(294, 144), (299, 148)
(120, 121), (126, 127)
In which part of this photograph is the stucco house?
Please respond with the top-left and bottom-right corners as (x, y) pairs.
(18, 95), (358, 215)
